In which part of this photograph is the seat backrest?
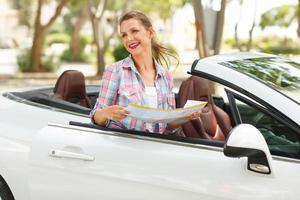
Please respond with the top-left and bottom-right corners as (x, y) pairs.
(53, 70), (91, 108)
(178, 76), (232, 141)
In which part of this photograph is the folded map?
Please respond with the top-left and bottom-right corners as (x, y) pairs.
(126, 100), (207, 123)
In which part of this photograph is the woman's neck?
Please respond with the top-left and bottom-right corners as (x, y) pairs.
(132, 52), (156, 86)
(132, 52), (154, 72)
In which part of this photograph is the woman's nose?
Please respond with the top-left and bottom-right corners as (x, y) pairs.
(126, 34), (134, 41)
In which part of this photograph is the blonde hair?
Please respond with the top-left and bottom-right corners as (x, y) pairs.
(119, 11), (178, 68)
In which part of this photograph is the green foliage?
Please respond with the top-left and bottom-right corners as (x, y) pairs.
(112, 44), (129, 61)
(48, 23), (66, 34)
(17, 48), (61, 72)
(129, 0), (186, 20)
(61, 48), (92, 63)
(17, 49), (60, 72)
(45, 33), (70, 46)
(17, 49), (32, 72)
(62, 14), (74, 34)
(260, 5), (297, 29)
(225, 37), (300, 55)
(258, 37), (300, 55)
(41, 55), (60, 72)
(61, 35), (94, 62)
(81, 35), (93, 44)
(63, 0), (87, 34)
(10, 0), (32, 28)
(106, 0), (127, 11)
(224, 38), (256, 49)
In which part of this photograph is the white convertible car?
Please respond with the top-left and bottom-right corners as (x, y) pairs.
(0, 52), (299, 200)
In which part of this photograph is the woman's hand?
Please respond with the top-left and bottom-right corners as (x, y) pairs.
(168, 110), (202, 129)
(104, 105), (130, 121)
(187, 110), (202, 121)
(94, 105), (130, 126)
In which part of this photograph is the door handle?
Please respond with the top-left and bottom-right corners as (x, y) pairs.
(49, 149), (95, 161)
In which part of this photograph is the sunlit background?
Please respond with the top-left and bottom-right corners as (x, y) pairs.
(0, 0), (299, 91)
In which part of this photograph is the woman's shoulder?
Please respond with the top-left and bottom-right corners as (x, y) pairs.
(105, 56), (131, 72)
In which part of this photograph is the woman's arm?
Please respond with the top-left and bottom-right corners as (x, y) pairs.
(90, 64), (125, 126)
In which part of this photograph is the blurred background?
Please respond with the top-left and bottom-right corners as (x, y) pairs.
(0, 0), (299, 91)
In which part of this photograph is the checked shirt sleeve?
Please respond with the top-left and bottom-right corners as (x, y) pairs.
(89, 64), (120, 119)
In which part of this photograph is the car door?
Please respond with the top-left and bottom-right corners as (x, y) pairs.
(29, 123), (230, 200)
(29, 120), (300, 200)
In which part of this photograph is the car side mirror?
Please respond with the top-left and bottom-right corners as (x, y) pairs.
(224, 124), (273, 175)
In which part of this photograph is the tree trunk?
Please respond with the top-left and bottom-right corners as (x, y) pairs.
(97, 20), (106, 76)
(297, 0), (300, 38)
(213, 0), (226, 55)
(97, 45), (105, 76)
(247, 25), (254, 51)
(31, 0), (44, 72)
(247, 0), (257, 51)
(71, 27), (81, 61)
(31, 0), (70, 72)
(70, 5), (88, 61)
(88, 0), (108, 77)
(192, 0), (208, 58)
(234, 0), (243, 51)
(234, 24), (242, 51)
(90, 14), (105, 76)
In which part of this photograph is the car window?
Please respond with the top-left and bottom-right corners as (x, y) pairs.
(235, 99), (300, 159)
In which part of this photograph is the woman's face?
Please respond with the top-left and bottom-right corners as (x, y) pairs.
(120, 18), (154, 57)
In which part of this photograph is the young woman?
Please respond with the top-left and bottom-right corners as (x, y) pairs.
(90, 11), (200, 133)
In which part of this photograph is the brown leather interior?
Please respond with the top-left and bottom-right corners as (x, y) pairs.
(53, 70), (91, 108)
(178, 76), (232, 141)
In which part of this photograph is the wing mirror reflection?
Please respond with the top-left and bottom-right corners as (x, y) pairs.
(224, 124), (273, 175)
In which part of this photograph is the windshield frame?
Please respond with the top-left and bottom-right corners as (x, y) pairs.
(218, 56), (300, 106)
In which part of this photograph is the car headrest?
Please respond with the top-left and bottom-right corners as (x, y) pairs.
(178, 76), (214, 108)
(53, 70), (91, 108)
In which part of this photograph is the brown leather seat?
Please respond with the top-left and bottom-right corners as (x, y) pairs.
(53, 70), (91, 108)
(178, 76), (232, 141)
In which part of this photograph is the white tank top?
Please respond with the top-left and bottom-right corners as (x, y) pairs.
(144, 86), (158, 132)
(144, 86), (158, 108)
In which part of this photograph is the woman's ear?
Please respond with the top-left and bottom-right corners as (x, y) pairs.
(149, 27), (156, 39)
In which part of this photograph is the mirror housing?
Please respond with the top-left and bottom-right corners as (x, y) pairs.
(224, 124), (273, 174)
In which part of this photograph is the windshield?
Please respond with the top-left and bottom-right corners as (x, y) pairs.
(219, 57), (300, 104)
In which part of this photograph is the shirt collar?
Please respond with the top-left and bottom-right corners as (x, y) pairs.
(122, 55), (165, 77)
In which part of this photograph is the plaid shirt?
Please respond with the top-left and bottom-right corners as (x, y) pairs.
(90, 56), (175, 133)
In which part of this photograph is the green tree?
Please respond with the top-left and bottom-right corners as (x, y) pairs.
(10, 0), (33, 28)
(260, 5), (297, 29)
(63, 0), (89, 61)
(129, 0), (185, 20)
(87, 0), (188, 76)
(31, 0), (70, 72)
(234, 0), (258, 51)
(88, 0), (128, 76)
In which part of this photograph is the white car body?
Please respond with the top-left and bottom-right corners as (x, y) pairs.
(0, 52), (299, 200)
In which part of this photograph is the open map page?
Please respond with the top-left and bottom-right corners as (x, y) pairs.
(126, 100), (207, 123)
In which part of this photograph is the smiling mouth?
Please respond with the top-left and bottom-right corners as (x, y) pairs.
(128, 42), (139, 49)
